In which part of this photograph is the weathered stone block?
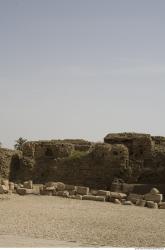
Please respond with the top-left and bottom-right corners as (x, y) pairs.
(17, 188), (33, 195)
(82, 195), (105, 202)
(144, 193), (163, 203)
(56, 182), (65, 191)
(1, 179), (9, 188)
(146, 201), (158, 209)
(97, 190), (110, 196)
(9, 182), (15, 191)
(32, 185), (41, 195)
(159, 202), (165, 209)
(0, 185), (8, 194)
(23, 180), (33, 189)
(110, 192), (127, 200)
(127, 193), (143, 204)
(17, 188), (27, 195)
(94, 196), (105, 202)
(77, 186), (89, 195)
(25, 189), (33, 194)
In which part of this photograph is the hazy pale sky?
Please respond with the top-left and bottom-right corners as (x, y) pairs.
(0, 0), (165, 148)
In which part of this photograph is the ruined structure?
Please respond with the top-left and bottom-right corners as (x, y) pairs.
(1, 133), (165, 190)
(0, 148), (20, 180)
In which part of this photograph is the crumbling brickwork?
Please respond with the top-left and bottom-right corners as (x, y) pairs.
(0, 148), (20, 179)
(2, 133), (165, 189)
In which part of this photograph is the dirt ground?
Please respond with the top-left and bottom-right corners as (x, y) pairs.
(0, 194), (165, 247)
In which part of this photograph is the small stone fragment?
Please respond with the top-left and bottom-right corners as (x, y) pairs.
(150, 188), (160, 195)
(114, 198), (121, 204)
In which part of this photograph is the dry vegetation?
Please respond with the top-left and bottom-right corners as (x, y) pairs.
(0, 194), (165, 247)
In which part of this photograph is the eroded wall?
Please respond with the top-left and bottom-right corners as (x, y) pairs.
(6, 133), (165, 188)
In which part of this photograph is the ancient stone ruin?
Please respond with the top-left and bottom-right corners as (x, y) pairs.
(1, 132), (165, 209)
(1, 132), (165, 191)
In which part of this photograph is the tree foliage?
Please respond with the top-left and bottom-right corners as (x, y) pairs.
(14, 137), (27, 151)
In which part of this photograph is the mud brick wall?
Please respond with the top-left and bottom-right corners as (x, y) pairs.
(13, 142), (130, 189)
(0, 148), (20, 179)
(7, 133), (165, 188)
(22, 141), (74, 159)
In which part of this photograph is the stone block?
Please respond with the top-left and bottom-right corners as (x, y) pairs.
(94, 196), (105, 202)
(9, 182), (15, 191)
(23, 180), (33, 189)
(17, 188), (33, 195)
(144, 193), (163, 203)
(136, 199), (146, 207)
(77, 186), (89, 195)
(127, 193), (143, 204)
(0, 185), (9, 194)
(159, 202), (165, 209)
(82, 195), (105, 202)
(56, 182), (65, 191)
(25, 189), (34, 194)
(97, 190), (110, 196)
(1, 179), (9, 187)
(17, 188), (27, 195)
(146, 201), (158, 209)
(32, 186), (41, 195)
(110, 192), (127, 200)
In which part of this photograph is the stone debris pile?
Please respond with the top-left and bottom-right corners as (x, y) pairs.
(0, 179), (165, 209)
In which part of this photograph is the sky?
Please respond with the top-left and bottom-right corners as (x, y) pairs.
(0, 0), (165, 149)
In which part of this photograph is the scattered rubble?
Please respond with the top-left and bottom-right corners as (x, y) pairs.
(0, 179), (164, 209)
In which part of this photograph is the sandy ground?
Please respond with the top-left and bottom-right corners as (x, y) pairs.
(0, 194), (165, 248)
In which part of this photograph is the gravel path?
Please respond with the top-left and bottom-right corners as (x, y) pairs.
(0, 194), (165, 247)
